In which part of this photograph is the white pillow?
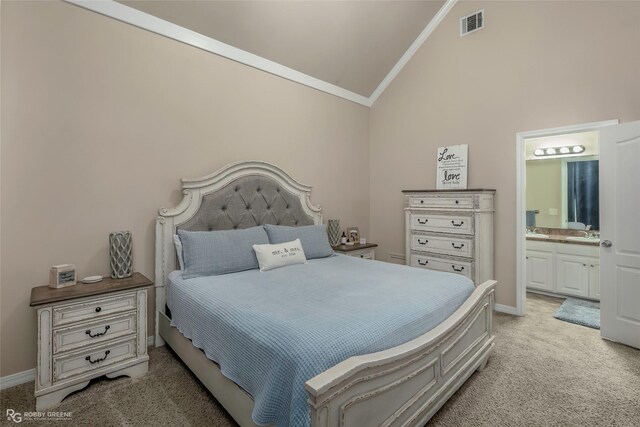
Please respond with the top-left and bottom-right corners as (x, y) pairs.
(252, 239), (307, 272)
(173, 234), (185, 270)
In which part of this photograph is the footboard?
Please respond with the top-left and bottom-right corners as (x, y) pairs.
(305, 280), (497, 427)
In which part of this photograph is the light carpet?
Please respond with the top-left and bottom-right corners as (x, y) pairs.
(2, 293), (639, 426)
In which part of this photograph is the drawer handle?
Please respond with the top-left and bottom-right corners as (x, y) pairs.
(451, 243), (465, 249)
(95, 307), (102, 313)
(451, 220), (464, 227)
(455, 200), (459, 204)
(420, 200), (424, 204)
(86, 325), (110, 338)
(418, 259), (429, 266)
(417, 218), (429, 224)
(86, 350), (110, 364)
(452, 265), (465, 272)
(417, 238), (428, 245)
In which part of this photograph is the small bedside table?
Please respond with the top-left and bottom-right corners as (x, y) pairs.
(30, 272), (152, 411)
(333, 243), (378, 260)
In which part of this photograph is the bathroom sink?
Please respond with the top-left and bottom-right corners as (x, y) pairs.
(526, 233), (549, 238)
(566, 236), (600, 243)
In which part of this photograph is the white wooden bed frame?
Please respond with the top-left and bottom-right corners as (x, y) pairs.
(155, 161), (497, 427)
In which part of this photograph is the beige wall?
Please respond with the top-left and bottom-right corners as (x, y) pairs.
(526, 159), (562, 228)
(3, 0), (640, 379)
(369, 1), (640, 307)
(0, 2), (369, 376)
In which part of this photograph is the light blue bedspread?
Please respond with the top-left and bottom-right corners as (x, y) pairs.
(168, 255), (474, 427)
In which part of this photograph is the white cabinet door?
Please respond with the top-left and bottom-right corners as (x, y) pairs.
(556, 254), (589, 298)
(588, 258), (600, 300)
(526, 250), (554, 292)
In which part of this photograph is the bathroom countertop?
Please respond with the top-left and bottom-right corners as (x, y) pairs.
(526, 235), (600, 246)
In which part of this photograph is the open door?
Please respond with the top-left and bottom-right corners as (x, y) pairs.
(599, 121), (640, 349)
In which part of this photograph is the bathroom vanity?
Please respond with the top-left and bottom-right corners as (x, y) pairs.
(526, 233), (600, 300)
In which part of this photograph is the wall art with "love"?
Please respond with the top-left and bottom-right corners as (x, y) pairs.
(436, 144), (468, 189)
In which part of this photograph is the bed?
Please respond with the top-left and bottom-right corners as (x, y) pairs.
(155, 161), (497, 427)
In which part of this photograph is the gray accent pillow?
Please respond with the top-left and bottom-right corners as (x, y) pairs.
(178, 226), (269, 278)
(263, 224), (334, 260)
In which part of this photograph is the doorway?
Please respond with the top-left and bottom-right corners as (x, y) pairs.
(515, 120), (618, 316)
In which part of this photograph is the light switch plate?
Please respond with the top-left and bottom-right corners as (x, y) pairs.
(549, 208), (558, 216)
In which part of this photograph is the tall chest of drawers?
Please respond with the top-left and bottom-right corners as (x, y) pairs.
(30, 273), (151, 410)
(403, 189), (495, 285)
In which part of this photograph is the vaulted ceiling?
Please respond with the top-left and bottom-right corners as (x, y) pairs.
(117, 1), (446, 98)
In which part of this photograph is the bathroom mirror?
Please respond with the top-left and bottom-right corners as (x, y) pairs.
(526, 155), (599, 230)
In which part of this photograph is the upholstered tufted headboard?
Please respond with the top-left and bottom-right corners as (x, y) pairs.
(154, 161), (322, 345)
(177, 175), (315, 232)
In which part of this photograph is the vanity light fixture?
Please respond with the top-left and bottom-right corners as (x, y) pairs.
(533, 144), (586, 157)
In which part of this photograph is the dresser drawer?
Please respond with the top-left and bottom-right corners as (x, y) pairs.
(53, 337), (137, 382)
(410, 234), (473, 258)
(409, 195), (474, 209)
(410, 213), (474, 235)
(411, 254), (473, 280)
(53, 293), (137, 327)
(53, 312), (137, 354)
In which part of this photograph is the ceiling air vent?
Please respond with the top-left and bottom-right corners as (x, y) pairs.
(460, 10), (484, 36)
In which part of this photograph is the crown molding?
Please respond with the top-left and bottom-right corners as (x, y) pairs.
(65, 0), (371, 107)
(368, 0), (457, 106)
(65, 0), (457, 108)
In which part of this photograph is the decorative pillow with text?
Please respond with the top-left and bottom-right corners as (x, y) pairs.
(252, 239), (307, 272)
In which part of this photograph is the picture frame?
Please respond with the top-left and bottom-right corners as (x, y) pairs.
(49, 264), (77, 289)
(348, 227), (360, 244)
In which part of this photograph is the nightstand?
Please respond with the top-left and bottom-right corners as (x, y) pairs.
(333, 243), (378, 260)
(30, 272), (152, 411)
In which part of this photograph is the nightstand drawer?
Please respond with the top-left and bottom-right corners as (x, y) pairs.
(333, 244), (378, 260)
(349, 249), (374, 259)
(53, 312), (137, 354)
(53, 337), (137, 382)
(409, 195), (474, 209)
(411, 234), (473, 258)
(53, 293), (136, 327)
(410, 213), (474, 235)
(410, 254), (473, 280)
(32, 273), (151, 411)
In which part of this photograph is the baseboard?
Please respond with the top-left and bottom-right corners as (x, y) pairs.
(526, 289), (560, 299)
(1, 336), (156, 391)
(0, 368), (35, 390)
(494, 303), (519, 316)
(387, 252), (406, 264)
